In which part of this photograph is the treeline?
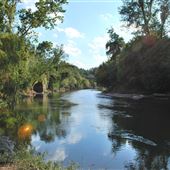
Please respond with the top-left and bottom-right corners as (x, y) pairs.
(0, 0), (94, 105)
(52, 63), (96, 92)
(96, 0), (170, 94)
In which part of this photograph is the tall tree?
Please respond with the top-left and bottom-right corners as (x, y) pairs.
(0, 0), (67, 35)
(0, 0), (21, 33)
(106, 28), (125, 60)
(159, 0), (170, 38)
(119, 0), (170, 38)
(0, 0), (67, 103)
(18, 0), (67, 36)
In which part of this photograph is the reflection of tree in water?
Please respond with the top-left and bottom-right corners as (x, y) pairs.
(14, 95), (75, 143)
(0, 96), (72, 144)
(123, 140), (170, 170)
(0, 108), (31, 146)
(99, 97), (170, 169)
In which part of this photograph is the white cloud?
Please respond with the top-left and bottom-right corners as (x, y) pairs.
(100, 12), (137, 42)
(70, 60), (86, 69)
(113, 22), (135, 42)
(57, 27), (84, 39)
(64, 40), (82, 57)
(93, 54), (107, 65)
(100, 13), (114, 22)
(89, 34), (109, 51)
(20, 0), (38, 11)
(88, 34), (109, 66)
(50, 148), (67, 162)
(67, 131), (82, 144)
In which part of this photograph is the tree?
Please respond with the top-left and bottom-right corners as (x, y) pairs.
(159, 0), (170, 38)
(0, 33), (33, 106)
(0, 0), (67, 35)
(119, 0), (170, 38)
(18, 0), (67, 36)
(95, 60), (117, 89)
(106, 28), (125, 60)
(36, 41), (53, 59)
(0, 0), (67, 101)
(0, 0), (21, 33)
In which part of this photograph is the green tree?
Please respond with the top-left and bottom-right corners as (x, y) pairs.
(0, 0), (21, 33)
(0, 0), (67, 102)
(0, 34), (30, 98)
(95, 60), (117, 89)
(119, 0), (170, 38)
(0, 0), (67, 35)
(106, 28), (125, 60)
(18, 0), (67, 36)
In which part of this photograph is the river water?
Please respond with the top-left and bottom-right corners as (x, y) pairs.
(15, 89), (170, 169)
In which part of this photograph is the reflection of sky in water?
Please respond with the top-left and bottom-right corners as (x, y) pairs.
(49, 148), (67, 162)
(18, 89), (170, 169)
(29, 90), (137, 169)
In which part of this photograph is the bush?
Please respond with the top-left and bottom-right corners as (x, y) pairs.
(1, 148), (79, 170)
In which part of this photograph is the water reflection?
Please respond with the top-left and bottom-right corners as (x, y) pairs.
(15, 94), (75, 143)
(99, 96), (170, 169)
(49, 147), (67, 162)
(2, 90), (170, 169)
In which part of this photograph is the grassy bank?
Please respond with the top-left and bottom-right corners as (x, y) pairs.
(0, 148), (78, 170)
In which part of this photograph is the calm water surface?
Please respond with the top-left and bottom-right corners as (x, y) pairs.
(15, 89), (170, 169)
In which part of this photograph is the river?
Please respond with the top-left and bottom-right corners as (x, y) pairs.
(15, 89), (170, 169)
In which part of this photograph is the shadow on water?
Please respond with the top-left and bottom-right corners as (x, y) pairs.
(98, 95), (170, 169)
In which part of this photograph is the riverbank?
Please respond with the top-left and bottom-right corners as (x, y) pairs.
(0, 148), (78, 170)
(21, 87), (96, 97)
(102, 89), (170, 100)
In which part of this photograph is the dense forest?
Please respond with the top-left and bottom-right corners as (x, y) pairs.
(0, 0), (95, 107)
(96, 0), (170, 94)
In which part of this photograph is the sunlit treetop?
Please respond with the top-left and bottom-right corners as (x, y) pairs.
(0, 0), (68, 36)
(119, 0), (170, 38)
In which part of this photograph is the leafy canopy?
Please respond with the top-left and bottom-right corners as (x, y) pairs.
(119, 0), (170, 38)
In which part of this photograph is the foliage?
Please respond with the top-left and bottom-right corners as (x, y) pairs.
(0, 0), (68, 103)
(0, 33), (32, 105)
(0, 0), (67, 35)
(96, 0), (170, 93)
(95, 60), (117, 89)
(96, 28), (124, 89)
(18, 0), (67, 36)
(96, 34), (170, 93)
(0, 147), (78, 170)
(119, 0), (170, 38)
(106, 28), (125, 60)
(118, 37), (170, 93)
(52, 62), (94, 91)
(0, 0), (95, 104)
(12, 148), (78, 170)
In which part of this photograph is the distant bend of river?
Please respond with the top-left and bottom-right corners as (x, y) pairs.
(15, 89), (170, 169)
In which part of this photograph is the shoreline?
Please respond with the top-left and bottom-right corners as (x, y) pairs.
(101, 91), (170, 100)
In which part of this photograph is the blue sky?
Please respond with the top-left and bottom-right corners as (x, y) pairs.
(20, 0), (134, 69)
